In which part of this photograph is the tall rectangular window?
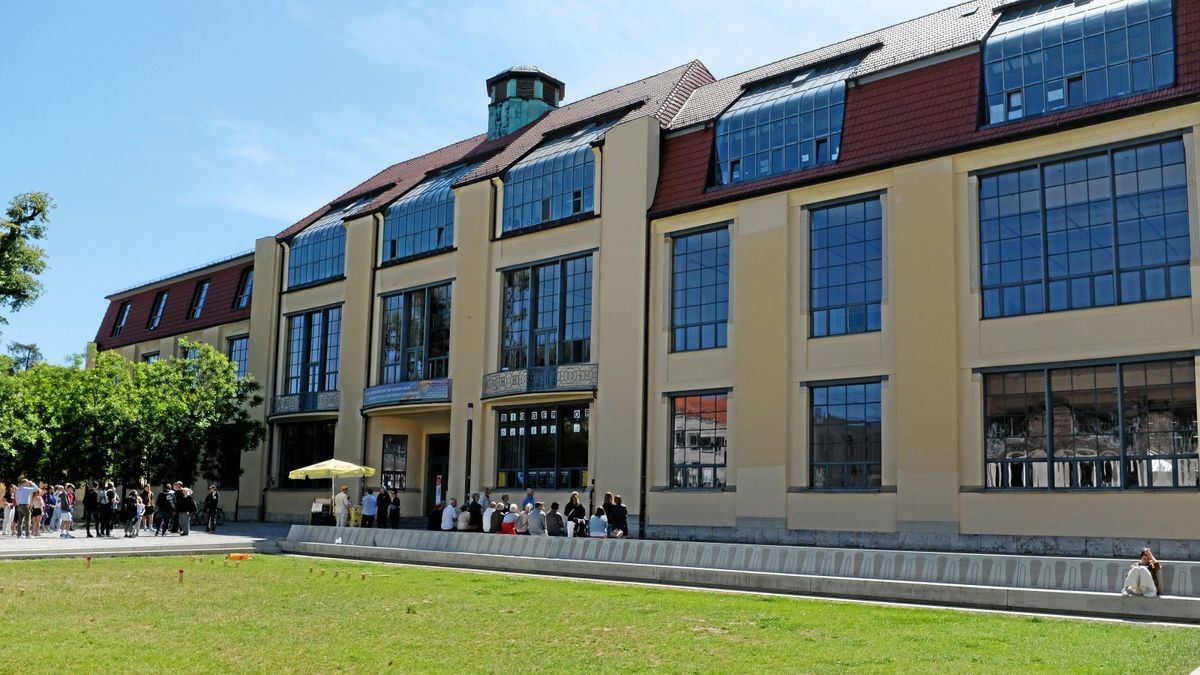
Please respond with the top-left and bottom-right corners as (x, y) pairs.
(671, 227), (729, 352)
(810, 197), (883, 336)
(502, 120), (614, 234)
(984, 0), (1176, 125)
(141, 352), (160, 364)
(984, 357), (1197, 489)
(285, 306), (342, 395)
(188, 280), (210, 320)
(227, 335), (249, 378)
(278, 421), (335, 489)
(381, 434), (408, 490)
(110, 301), (132, 337)
(382, 163), (475, 262)
(496, 403), (589, 490)
(380, 282), (452, 384)
(146, 291), (169, 330)
(500, 255), (592, 370)
(810, 381), (883, 489)
(713, 55), (861, 186)
(669, 392), (728, 489)
(233, 269), (254, 309)
(979, 136), (1189, 318)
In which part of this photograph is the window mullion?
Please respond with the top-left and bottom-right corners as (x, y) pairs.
(1109, 147), (1122, 304)
(1117, 362), (1127, 489)
(421, 288), (431, 374)
(1044, 368), (1054, 490)
(1039, 160), (1051, 314)
(527, 266), (538, 368)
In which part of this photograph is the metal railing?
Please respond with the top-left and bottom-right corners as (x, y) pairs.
(482, 363), (598, 399)
(363, 379), (452, 409)
(271, 391), (340, 415)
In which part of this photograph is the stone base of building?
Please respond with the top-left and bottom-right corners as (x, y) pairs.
(644, 523), (1200, 561)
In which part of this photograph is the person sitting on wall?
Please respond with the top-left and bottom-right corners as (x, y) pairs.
(588, 507), (608, 539)
(546, 502), (566, 537)
(499, 504), (519, 535)
(1123, 547), (1162, 597)
(427, 501), (443, 531)
(482, 501), (496, 533)
(440, 498), (459, 532)
(469, 494), (483, 530)
(489, 502), (504, 534)
(455, 502), (472, 531)
(515, 503), (531, 535)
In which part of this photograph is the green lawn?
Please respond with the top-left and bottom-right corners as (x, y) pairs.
(2, 554), (1197, 673)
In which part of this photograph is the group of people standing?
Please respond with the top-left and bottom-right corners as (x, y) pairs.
(335, 486), (402, 529)
(426, 488), (629, 539)
(1, 479), (222, 539)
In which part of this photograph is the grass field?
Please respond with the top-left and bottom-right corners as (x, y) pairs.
(2, 554), (1197, 673)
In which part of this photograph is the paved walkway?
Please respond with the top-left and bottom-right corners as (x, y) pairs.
(0, 522), (289, 559)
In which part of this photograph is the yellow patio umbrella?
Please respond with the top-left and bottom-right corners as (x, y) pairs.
(288, 459), (377, 504)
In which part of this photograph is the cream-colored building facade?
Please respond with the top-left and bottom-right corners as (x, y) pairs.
(647, 106), (1200, 552)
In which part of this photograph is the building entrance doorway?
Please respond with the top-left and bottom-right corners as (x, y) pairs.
(425, 434), (450, 514)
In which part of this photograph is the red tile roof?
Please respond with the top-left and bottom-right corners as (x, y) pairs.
(276, 61), (714, 241)
(94, 255), (254, 351)
(651, 0), (1200, 217)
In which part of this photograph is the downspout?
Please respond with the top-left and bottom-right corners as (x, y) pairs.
(360, 213), (382, 479)
(638, 179), (653, 541)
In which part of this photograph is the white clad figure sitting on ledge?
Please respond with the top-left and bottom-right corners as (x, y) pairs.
(1122, 548), (1162, 597)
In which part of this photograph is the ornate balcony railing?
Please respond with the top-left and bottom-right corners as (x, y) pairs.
(363, 378), (452, 409)
(482, 363), (598, 399)
(271, 391), (340, 415)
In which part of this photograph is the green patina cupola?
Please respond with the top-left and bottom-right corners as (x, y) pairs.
(486, 66), (565, 140)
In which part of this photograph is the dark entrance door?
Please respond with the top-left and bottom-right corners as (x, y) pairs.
(425, 434), (450, 515)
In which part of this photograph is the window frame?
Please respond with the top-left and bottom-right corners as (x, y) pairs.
(381, 434), (408, 491)
(669, 224), (730, 353)
(188, 279), (210, 320)
(110, 301), (132, 337)
(495, 401), (591, 491)
(146, 291), (169, 330)
(233, 268), (254, 309)
(283, 305), (342, 396)
(227, 334), (250, 379)
(807, 193), (885, 338)
(981, 353), (1199, 491)
(667, 389), (731, 490)
(976, 133), (1191, 319)
(378, 281), (453, 385)
(141, 352), (160, 364)
(499, 253), (594, 371)
(808, 377), (885, 491)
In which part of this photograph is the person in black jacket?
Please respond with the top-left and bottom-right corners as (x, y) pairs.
(608, 495), (629, 538)
(387, 490), (401, 529)
(203, 485), (220, 533)
(375, 489), (391, 529)
(82, 484), (98, 538)
(155, 484), (175, 536)
(97, 482), (117, 537)
(564, 491), (586, 537)
(172, 481), (185, 532)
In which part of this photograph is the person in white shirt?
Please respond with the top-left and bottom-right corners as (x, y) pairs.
(482, 502), (496, 533)
(588, 507), (608, 538)
(440, 498), (458, 531)
(334, 485), (351, 528)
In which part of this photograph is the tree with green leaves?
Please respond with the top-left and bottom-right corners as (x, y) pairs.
(0, 339), (263, 490)
(0, 192), (53, 325)
(6, 341), (42, 372)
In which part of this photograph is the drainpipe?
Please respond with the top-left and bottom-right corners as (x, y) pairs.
(464, 402), (474, 502)
(360, 213), (382, 481)
(638, 197), (653, 540)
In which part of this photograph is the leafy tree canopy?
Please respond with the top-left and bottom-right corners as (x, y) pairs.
(0, 192), (53, 324)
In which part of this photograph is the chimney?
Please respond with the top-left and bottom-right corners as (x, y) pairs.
(486, 66), (565, 140)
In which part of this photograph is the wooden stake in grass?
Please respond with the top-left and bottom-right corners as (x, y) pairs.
(178, 569), (184, 585)
(85, 556), (92, 569)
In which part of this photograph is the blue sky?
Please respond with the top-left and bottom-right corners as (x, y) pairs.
(0, 0), (952, 363)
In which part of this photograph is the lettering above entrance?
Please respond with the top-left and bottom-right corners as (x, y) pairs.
(482, 363), (598, 399)
(363, 378), (452, 409)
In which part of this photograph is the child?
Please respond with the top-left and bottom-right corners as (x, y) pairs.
(133, 494), (145, 537)
(58, 497), (74, 538)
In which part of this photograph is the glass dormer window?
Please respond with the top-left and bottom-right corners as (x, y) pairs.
(501, 119), (616, 234)
(287, 197), (369, 288)
(381, 162), (477, 263)
(713, 55), (863, 187)
(984, 0), (1175, 125)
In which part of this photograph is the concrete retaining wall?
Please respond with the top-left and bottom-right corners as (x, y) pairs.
(284, 525), (1200, 598)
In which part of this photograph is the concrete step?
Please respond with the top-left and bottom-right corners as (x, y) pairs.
(284, 525), (1200, 598)
(282, 539), (1200, 623)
